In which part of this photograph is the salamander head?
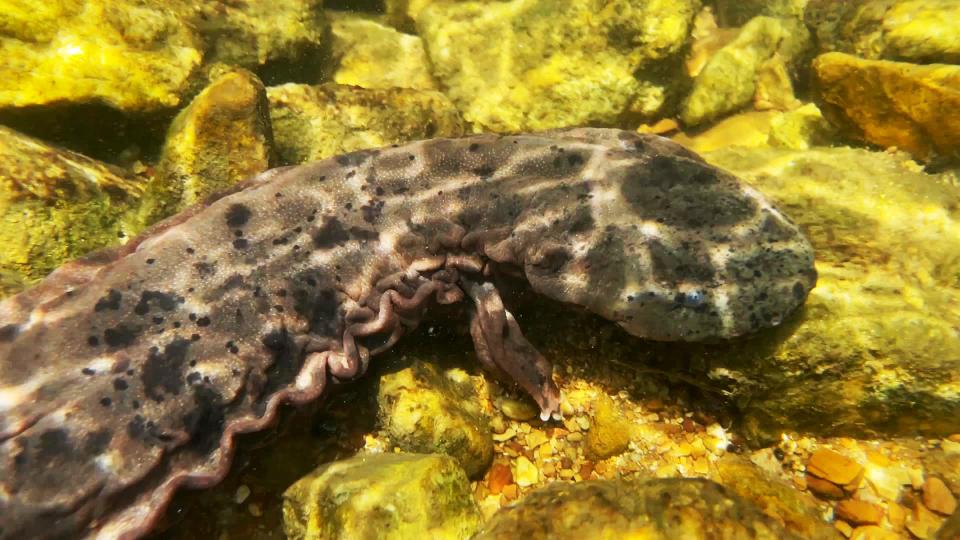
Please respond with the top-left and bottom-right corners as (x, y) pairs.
(520, 132), (817, 341)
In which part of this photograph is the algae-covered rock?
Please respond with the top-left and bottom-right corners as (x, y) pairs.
(716, 455), (839, 540)
(474, 478), (805, 539)
(267, 83), (464, 164)
(584, 393), (632, 461)
(378, 361), (493, 478)
(680, 16), (811, 126)
(329, 13), (437, 91)
(282, 453), (481, 540)
(193, 0), (327, 78)
(0, 126), (142, 296)
(805, 0), (960, 64)
(416, 0), (700, 132)
(696, 145), (960, 442)
(135, 69), (273, 229)
(714, 0), (809, 26)
(675, 104), (834, 153)
(0, 0), (202, 111)
(812, 52), (960, 162)
(384, 0), (438, 31)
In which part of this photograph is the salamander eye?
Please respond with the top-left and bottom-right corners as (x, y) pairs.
(676, 290), (706, 308)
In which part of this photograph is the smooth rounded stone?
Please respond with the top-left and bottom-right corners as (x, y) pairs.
(416, 0), (699, 132)
(812, 52), (960, 163)
(474, 478), (807, 539)
(674, 104), (834, 153)
(0, 0), (202, 111)
(191, 0), (327, 76)
(805, 0), (960, 64)
(584, 393), (632, 460)
(282, 453), (481, 540)
(377, 361), (493, 478)
(923, 477), (958, 516)
(329, 13), (437, 91)
(680, 16), (811, 126)
(267, 83), (464, 165)
(498, 396), (539, 421)
(0, 126), (142, 297)
(716, 455), (839, 539)
(136, 69), (274, 228)
(922, 448), (960, 497)
(694, 145), (960, 443)
(836, 500), (884, 526)
(807, 450), (864, 489)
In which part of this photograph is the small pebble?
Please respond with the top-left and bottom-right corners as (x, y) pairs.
(234, 485), (251, 505)
(500, 397), (539, 421)
(922, 476), (957, 515)
(515, 455), (539, 487)
(487, 463), (513, 495)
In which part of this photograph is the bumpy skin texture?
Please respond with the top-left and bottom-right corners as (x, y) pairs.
(0, 129), (816, 539)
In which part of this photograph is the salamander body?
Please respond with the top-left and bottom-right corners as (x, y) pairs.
(0, 129), (815, 538)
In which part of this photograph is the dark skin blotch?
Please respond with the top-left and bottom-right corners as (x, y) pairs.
(312, 217), (350, 249)
(225, 204), (252, 228)
(182, 386), (227, 455)
(103, 323), (140, 348)
(133, 290), (180, 316)
(141, 338), (192, 401)
(94, 289), (122, 312)
(0, 324), (18, 342)
(83, 430), (112, 455)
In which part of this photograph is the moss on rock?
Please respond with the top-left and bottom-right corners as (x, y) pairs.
(0, 126), (142, 296)
(283, 453), (481, 540)
(329, 13), (437, 91)
(135, 69), (274, 229)
(680, 16), (811, 126)
(267, 83), (464, 164)
(474, 478), (805, 539)
(416, 0), (700, 132)
(698, 145), (960, 443)
(378, 361), (493, 478)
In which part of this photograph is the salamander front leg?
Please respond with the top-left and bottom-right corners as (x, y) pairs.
(460, 277), (561, 421)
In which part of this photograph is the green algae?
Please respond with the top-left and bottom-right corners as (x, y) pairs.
(0, 126), (142, 294)
(135, 69), (275, 229)
(416, 0), (700, 132)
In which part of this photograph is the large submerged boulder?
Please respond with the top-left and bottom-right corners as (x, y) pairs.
(416, 0), (700, 132)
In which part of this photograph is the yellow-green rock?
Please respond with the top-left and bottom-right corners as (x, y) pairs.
(697, 145), (960, 442)
(384, 0), (439, 31)
(674, 103), (834, 153)
(136, 69), (274, 229)
(813, 52), (960, 162)
(193, 0), (327, 74)
(805, 0), (960, 64)
(416, 0), (700, 132)
(0, 126), (143, 297)
(474, 478), (804, 539)
(715, 455), (839, 540)
(0, 0), (202, 111)
(283, 452), (481, 540)
(267, 83), (464, 165)
(714, 0), (808, 26)
(378, 361), (493, 478)
(680, 16), (811, 126)
(329, 12), (437, 91)
(584, 393), (632, 460)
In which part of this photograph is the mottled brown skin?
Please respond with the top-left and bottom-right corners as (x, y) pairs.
(0, 129), (816, 539)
